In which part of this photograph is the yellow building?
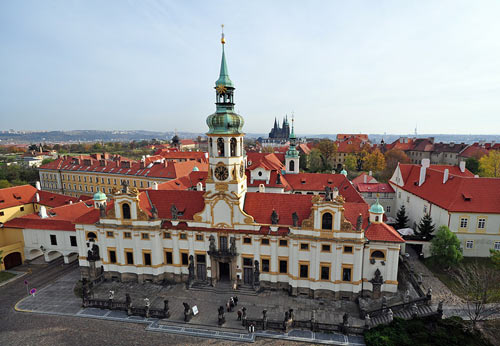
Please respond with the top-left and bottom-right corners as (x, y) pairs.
(0, 185), (79, 270)
(39, 153), (207, 197)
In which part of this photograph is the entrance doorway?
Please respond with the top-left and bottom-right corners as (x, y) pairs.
(219, 262), (230, 281)
(196, 254), (206, 281)
(3, 252), (22, 269)
(242, 257), (253, 285)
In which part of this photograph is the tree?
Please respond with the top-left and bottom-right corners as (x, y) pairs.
(490, 249), (500, 270)
(363, 149), (386, 172)
(299, 152), (308, 171)
(0, 179), (11, 189)
(344, 154), (357, 172)
(466, 157), (480, 175)
(452, 261), (500, 328)
(430, 225), (463, 268)
(317, 139), (337, 172)
(479, 150), (500, 177)
(41, 158), (55, 165)
(395, 205), (409, 230)
(381, 149), (410, 181)
(308, 148), (323, 173)
(416, 213), (435, 239)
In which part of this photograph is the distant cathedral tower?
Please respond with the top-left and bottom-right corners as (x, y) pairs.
(268, 115), (290, 139)
(205, 26), (247, 207)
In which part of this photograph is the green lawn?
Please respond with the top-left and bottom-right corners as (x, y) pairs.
(423, 257), (500, 302)
(0, 271), (16, 283)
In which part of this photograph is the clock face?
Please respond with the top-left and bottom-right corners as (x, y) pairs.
(240, 164), (245, 178)
(216, 84), (227, 94)
(214, 166), (229, 181)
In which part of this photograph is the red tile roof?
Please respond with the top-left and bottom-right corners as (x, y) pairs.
(394, 164), (500, 213)
(459, 144), (490, 159)
(356, 183), (394, 193)
(35, 190), (79, 208)
(140, 190), (205, 219)
(0, 185), (78, 210)
(246, 170), (292, 191)
(155, 150), (208, 163)
(365, 222), (404, 242)
(247, 152), (284, 171)
(352, 172), (378, 187)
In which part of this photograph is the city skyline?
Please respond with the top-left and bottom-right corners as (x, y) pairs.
(1, 0), (500, 134)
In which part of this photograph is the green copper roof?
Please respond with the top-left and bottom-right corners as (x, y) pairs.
(215, 46), (233, 87)
(341, 169), (347, 176)
(369, 199), (384, 214)
(206, 111), (244, 134)
(193, 166), (199, 171)
(93, 191), (106, 201)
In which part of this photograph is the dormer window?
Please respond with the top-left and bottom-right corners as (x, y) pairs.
(122, 203), (131, 219)
(322, 212), (333, 230)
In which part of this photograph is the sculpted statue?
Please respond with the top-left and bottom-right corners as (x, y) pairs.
(209, 235), (216, 253)
(271, 210), (279, 225)
(121, 180), (129, 193)
(229, 237), (236, 255)
(99, 204), (106, 218)
(343, 312), (349, 325)
(371, 268), (384, 285)
(171, 204), (178, 220)
(88, 244), (100, 261)
(292, 212), (299, 227)
(324, 186), (332, 201)
(356, 213), (363, 231)
(188, 255), (195, 281)
(254, 260), (260, 286)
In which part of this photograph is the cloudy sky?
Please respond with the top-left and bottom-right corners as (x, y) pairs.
(1, 0), (499, 134)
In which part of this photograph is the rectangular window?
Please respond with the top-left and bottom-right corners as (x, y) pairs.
(466, 240), (474, 249)
(181, 252), (189, 266)
(101, 178), (104, 184)
(406, 196), (410, 203)
(163, 232), (171, 239)
(423, 205), (427, 214)
(386, 206), (391, 213)
(141, 233), (150, 240)
(107, 178), (111, 184)
(299, 264), (309, 278)
(179, 233), (187, 240)
(143, 253), (152, 266)
(477, 218), (486, 229)
(83, 176), (86, 182)
(262, 259), (270, 272)
(261, 238), (270, 245)
(321, 244), (331, 252)
(70, 236), (77, 247)
(279, 239), (288, 247)
(107, 231), (114, 238)
(196, 254), (206, 263)
(113, 179), (117, 185)
(300, 243), (309, 250)
(460, 218), (468, 228)
(342, 268), (352, 282)
(243, 237), (252, 244)
(0, 211), (4, 216)
(343, 246), (353, 253)
(109, 250), (117, 263)
(196, 234), (204, 241)
(140, 181), (144, 188)
(165, 251), (173, 264)
(125, 251), (134, 265)
(124, 232), (132, 239)
(398, 192), (401, 199)
(321, 265), (330, 280)
(494, 242), (500, 251)
(20, 206), (24, 212)
(50, 234), (57, 245)
(279, 259), (288, 274)
(243, 258), (253, 266)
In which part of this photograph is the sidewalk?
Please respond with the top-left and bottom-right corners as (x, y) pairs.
(15, 269), (366, 345)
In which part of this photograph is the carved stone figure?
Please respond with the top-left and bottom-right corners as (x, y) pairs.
(343, 312), (349, 325)
(183, 302), (192, 322)
(371, 268), (384, 284)
(229, 237), (236, 255)
(99, 204), (106, 218)
(426, 287), (432, 299)
(171, 204), (178, 220)
(356, 213), (363, 231)
(254, 260), (260, 286)
(164, 299), (169, 311)
(209, 235), (216, 253)
(324, 185), (332, 201)
(88, 244), (100, 261)
(109, 290), (115, 300)
(271, 209), (279, 225)
(188, 255), (195, 284)
(387, 308), (393, 322)
(262, 309), (268, 330)
(404, 289), (410, 303)
(151, 205), (158, 219)
(121, 180), (129, 193)
(292, 212), (299, 227)
(411, 303), (418, 318)
(365, 314), (371, 329)
(241, 307), (247, 326)
(125, 293), (131, 307)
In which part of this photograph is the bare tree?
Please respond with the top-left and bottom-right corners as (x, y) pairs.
(452, 261), (500, 328)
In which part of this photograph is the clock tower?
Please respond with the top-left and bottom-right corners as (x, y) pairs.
(205, 28), (247, 208)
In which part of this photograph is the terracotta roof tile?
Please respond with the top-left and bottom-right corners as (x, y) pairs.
(365, 222), (404, 242)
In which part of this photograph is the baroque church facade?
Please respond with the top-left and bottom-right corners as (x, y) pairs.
(75, 33), (404, 300)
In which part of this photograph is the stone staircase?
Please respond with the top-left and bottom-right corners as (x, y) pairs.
(189, 280), (258, 296)
(369, 304), (435, 326)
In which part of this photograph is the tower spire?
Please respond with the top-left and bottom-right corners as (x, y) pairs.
(216, 24), (233, 88)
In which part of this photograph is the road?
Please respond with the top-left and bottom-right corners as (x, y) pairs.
(0, 260), (306, 346)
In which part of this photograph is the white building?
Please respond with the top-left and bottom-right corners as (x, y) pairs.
(390, 159), (500, 257)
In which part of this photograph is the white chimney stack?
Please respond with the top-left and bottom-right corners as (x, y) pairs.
(39, 206), (48, 219)
(421, 158), (430, 168)
(259, 184), (265, 193)
(363, 175), (367, 183)
(474, 174), (479, 178)
(369, 171), (372, 176)
(197, 182), (203, 191)
(443, 169), (449, 184)
(36, 181), (41, 190)
(459, 161), (466, 173)
(152, 182), (158, 190)
(419, 165), (427, 186)
(35, 192), (40, 203)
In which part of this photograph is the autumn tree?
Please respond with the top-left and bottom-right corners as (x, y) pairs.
(308, 148), (324, 173)
(430, 225), (463, 268)
(479, 150), (500, 177)
(363, 149), (386, 172)
(317, 139), (337, 172)
(380, 149), (410, 181)
(344, 154), (357, 172)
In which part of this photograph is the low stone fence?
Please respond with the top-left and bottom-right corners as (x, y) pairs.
(364, 296), (430, 319)
(83, 297), (170, 319)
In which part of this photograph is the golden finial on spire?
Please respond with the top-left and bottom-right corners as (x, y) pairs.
(221, 24), (225, 44)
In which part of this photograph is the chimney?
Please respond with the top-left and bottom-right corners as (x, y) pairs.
(197, 182), (203, 191)
(443, 169), (449, 184)
(35, 192), (40, 203)
(69, 201), (73, 204)
(421, 158), (430, 168)
(39, 206), (48, 219)
(419, 165), (427, 186)
(369, 171), (372, 176)
(259, 184), (265, 193)
(332, 187), (339, 199)
(474, 174), (479, 178)
(363, 175), (367, 183)
(459, 161), (466, 173)
(152, 182), (158, 190)
(35, 181), (41, 190)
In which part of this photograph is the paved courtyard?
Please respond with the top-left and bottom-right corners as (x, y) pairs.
(15, 269), (366, 345)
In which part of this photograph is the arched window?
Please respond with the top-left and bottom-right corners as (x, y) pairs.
(371, 250), (385, 259)
(375, 216), (379, 222)
(209, 138), (213, 155)
(322, 212), (333, 230)
(87, 232), (97, 241)
(122, 203), (131, 219)
(217, 138), (225, 157)
(289, 160), (295, 172)
(230, 138), (237, 156)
